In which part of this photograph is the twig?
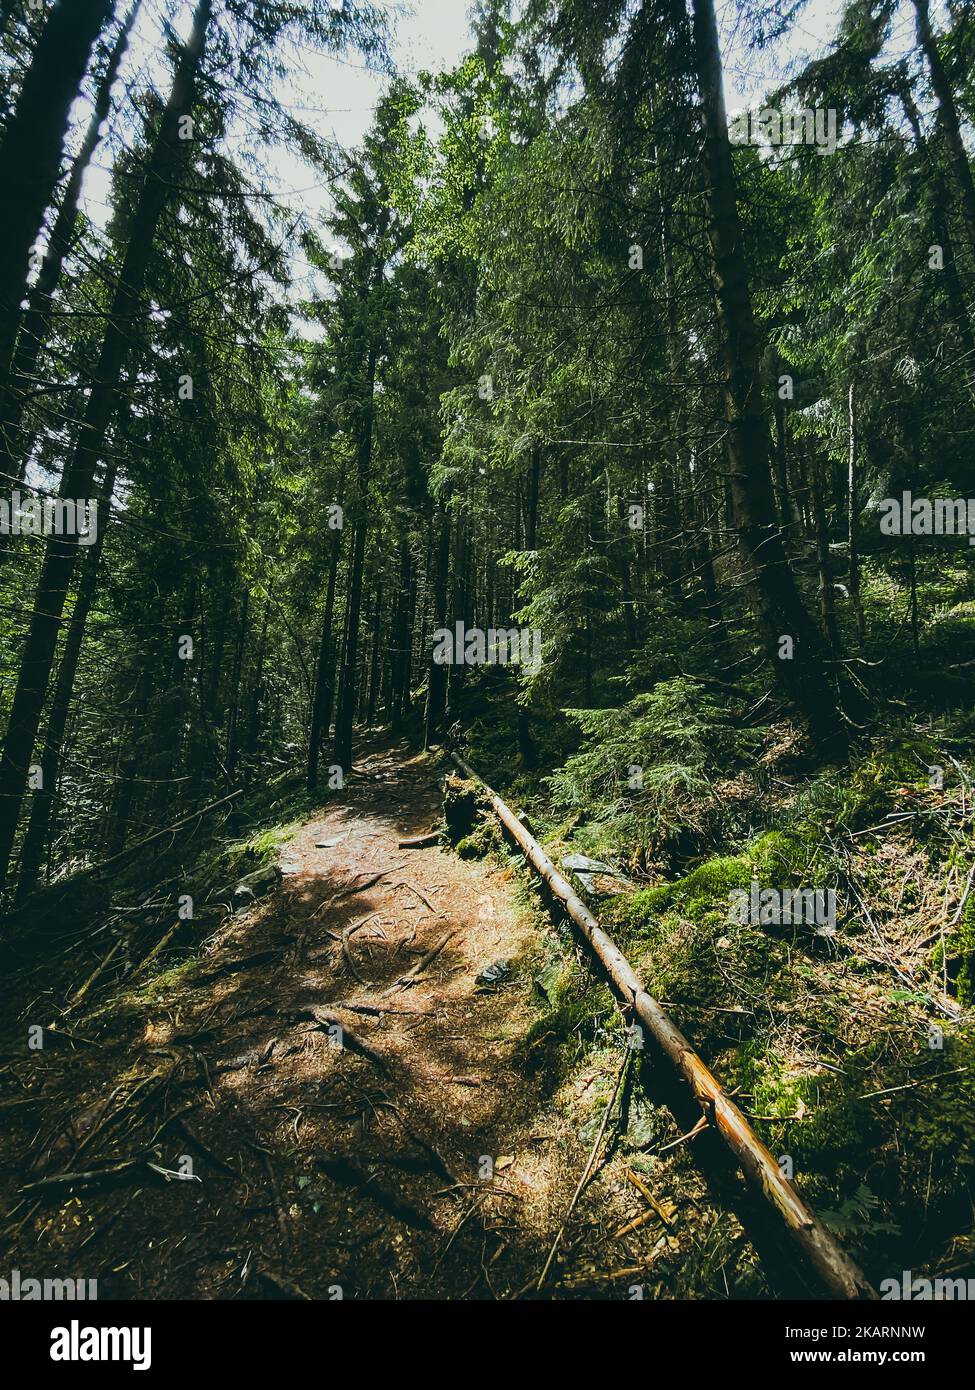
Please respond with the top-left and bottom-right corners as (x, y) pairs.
(859, 1067), (967, 1100)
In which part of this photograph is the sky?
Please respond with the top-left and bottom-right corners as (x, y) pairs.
(68, 0), (926, 297)
(76, 0), (868, 229)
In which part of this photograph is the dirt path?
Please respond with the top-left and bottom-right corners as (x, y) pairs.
(1, 739), (769, 1300)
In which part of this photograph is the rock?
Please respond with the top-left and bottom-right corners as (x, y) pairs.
(561, 853), (636, 898)
(219, 863), (282, 912)
(476, 959), (513, 990)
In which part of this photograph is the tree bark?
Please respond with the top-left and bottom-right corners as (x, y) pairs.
(307, 517), (344, 790)
(810, 451), (840, 656)
(225, 588), (249, 778)
(15, 456), (119, 900)
(423, 508), (451, 750)
(0, 0), (116, 384)
(366, 582), (383, 726)
(690, 0), (844, 750)
(846, 382), (865, 643)
(0, 0), (213, 891)
(0, 0), (142, 491)
(912, 0), (975, 260)
(333, 338), (378, 771)
(390, 528), (412, 730)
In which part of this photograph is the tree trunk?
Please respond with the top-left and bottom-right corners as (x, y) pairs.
(15, 457), (119, 900)
(451, 749), (876, 1301)
(0, 0), (116, 384)
(307, 519), (343, 790)
(810, 451), (840, 656)
(912, 0), (975, 260)
(0, 0), (142, 491)
(225, 589), (249, 778)
(333, 339), (378, 771)
(390, 529), (412, 730)
(847, 382), (865, 643)
(690, 0), (844, 750)
(0, 0), (213, 892)
(423, 509), (451, 750)
(525, 441), (540, 549)
(242, 596), (270, 784)
(366, 582), (383, 726)
(104, 665), (151, 857)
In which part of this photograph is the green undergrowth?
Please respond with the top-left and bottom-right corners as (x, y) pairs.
(493, 688), (975, 1286)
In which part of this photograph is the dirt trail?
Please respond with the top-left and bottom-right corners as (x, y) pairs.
(0, 745), (784, 1295)
(0, 739), (770, 1299)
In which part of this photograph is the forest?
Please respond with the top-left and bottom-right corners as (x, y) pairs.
(1, 0), (975, 1332)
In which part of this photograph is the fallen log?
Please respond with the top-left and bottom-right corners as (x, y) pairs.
(449, 749), (876, 1301)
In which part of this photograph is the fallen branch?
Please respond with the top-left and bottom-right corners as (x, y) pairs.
(393, 879), (437, 912)
(384, 930), (456, 993)
(950, 860), (975, 926)
(61, 938), (124, 1013)
(450, 749), (876, 1301)
(71, 789), (244, 884)
(398, 831), (440, 849)
(18, 1154), (163, 1193)
(292, 1006), (390, 1074)
(127, 919), (183, 982)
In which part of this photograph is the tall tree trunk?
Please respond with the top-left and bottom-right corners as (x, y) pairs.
(333, 339), (378, 771)
(0, 0), (213, 891)
(0, 0), (116, 384)
(525, 441), (540, 548)
(912, 0), (975, 260)
(390, 529), (412, 730)
(0, 0), (142, 491)
(104, 665), (151, 856)
(772, 384), (800, 533)
(307, 519), (344, 790)
(242, 596), (270, 784)
(446, 516), (467, 710)
(225, 589), (249, 778)
(690, 0), (844, 750)
(810, 451), (840, 657)
(15, 456), (118, 900)
(847, 381), (865, 643)
(423, 509), (451, 750)
(148, 579), (196, 822)
(366, 582), (383, 726)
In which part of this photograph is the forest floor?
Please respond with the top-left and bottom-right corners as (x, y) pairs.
(0, 737), (787, 1300)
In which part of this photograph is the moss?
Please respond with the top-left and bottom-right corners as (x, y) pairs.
(515, 954), (614, 1076)
(443, 773), (487, 843)
(454, 816), (503, 861)
(616, 854), (751, 930)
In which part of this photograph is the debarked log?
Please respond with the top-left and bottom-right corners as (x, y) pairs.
(449, 749), (876, 1301)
